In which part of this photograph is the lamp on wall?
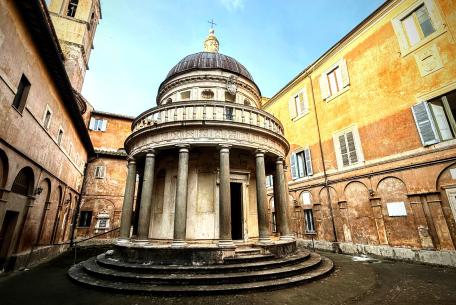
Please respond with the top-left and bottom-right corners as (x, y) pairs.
(34, 186), (43, 196)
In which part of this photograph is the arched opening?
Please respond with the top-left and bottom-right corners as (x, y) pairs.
(11, 167), (34, 196)
(50, 186), (63, 244)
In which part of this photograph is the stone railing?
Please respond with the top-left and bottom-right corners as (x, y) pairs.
(132, 101), (284, 135)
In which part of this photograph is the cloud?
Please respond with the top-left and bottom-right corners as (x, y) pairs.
(220, 0), (244, 11)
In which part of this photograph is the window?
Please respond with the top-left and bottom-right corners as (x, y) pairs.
(78, 211), (92, 227)
(225, 91), (235, 102)
(290, 148), (313, 180)
(89, 118), (107, 131)
(42, 106), (52, 130)
(319, 59), (349, 100)
(392, 0), (444, 55)
(67, 0), (79, 17)
(266, 175), (273, 187)
(180, 90), (190, 100)
(333, 127), (364, 169)
(202, 89), (214, 99)
(225, 107), (234, 121)
(271, 212), (277, 233)
(57, 128), (64, 145)
(94, 165), (106, 179)
(288, 88), (308, 120)
(412, 90), (456, 145)
(12, 74), (31, 113)
(402, 5), (435, 47)
(300, 191), (312, 206)
(304, 209), (315, 233)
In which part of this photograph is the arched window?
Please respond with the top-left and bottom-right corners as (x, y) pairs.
(11, 167), (34, 196)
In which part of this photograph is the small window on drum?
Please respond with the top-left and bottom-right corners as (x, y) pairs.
(244, 99), (251, 106)
(165, 98), (172, 104)
(225, 91), (235, 102)
(180, 91), (190, 100)
(201, 89), (214, 99)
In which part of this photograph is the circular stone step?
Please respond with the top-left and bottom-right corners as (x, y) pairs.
(81, 253), (323, 285)
(96, 250), (311, 274)
(68, 256), (334, 295)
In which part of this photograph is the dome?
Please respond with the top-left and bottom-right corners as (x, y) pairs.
(164, 52), (255, 83)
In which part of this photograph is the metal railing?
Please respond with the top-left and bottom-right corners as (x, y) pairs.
(133, 101), (284, 135)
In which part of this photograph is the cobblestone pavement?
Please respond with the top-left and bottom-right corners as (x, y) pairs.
(0, 248), (455, 305)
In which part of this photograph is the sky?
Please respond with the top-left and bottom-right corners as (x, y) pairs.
(80, 0), (385, 117)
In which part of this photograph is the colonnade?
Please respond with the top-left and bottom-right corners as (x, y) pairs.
(118, 145), (293, 246)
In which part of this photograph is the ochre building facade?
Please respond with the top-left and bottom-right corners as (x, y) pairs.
(263, 0), (456, 262)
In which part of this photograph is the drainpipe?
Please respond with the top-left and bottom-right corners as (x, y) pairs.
(308, 72), (338, 243)
(69, 155), (96, 247)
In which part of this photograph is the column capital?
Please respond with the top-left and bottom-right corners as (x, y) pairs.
(144, 150), (155, 157)
(127, 158), (136, 164)
(255, 149), (266, 157)
(276, 156), (284, 164)
(176, 144), (190, 153)
(219, 144), (232, 152)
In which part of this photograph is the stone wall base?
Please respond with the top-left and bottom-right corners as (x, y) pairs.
(4, 244), (69, 271)
(297, 239), (456, 267)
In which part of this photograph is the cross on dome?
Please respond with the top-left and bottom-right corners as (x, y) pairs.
(203, 21), (219, 53)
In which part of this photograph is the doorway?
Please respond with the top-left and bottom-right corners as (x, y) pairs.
(0, 211), (19, 268)
(230, 182), (243, 240)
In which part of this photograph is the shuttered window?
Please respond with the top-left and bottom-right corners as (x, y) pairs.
(412, 91), (456, 146)
(290, 148), (313, 180)
(334, 127), (363, 169)
(288, 88), (309, 119)
(320, 58), (350, 101)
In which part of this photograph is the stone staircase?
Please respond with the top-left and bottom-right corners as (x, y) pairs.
(68, 248), (333, 294)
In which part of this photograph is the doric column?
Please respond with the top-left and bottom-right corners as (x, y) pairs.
(274, 157), (294, 240)
(172, 145), (190, 247)
(218, 144), (234, 247)
(136, 151), (155, 241)
(255, 150), (271, 243)
(118, 158), (137, 242)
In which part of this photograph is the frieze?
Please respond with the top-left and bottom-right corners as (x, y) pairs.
(127, 127), (288, 158)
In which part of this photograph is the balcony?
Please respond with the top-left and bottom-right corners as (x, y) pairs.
(126, 101), (288, 157)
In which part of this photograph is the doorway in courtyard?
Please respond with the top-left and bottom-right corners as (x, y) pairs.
(230, 182), (243, 240)
(0, 211), (19, 269)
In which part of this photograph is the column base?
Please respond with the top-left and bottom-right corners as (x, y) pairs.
(132, 239), (153, 247)
(218, 239), (236, 248)
(279, 234), (295, 241)
(115, 238), (130, 245)
(171, 240), (187, 248)
(258, 236), (272, 244)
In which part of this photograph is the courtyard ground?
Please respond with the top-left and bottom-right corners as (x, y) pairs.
(0, 246), (455, 305)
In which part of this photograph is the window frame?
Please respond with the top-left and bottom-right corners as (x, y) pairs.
(289, 86), (310, 121)
(290, 147), (313, 180)
(304, 209), (316, 234)
(57, 127), (64, 146)
(78, 210), (93, 228)
(391, 0), (445, 56)
(320, 58), (350, 102)
(94, 165), (106, 179)
(42, 105), (53, 130)
(12, 74), (31, 114)
(333, 125), (364, 170)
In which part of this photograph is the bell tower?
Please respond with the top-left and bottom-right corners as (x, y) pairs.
(47, 0), (101, 92)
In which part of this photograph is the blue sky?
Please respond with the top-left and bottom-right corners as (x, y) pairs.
(80, 0), (385, 116)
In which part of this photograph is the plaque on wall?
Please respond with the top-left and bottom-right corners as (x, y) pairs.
(386, 202), (407, 217)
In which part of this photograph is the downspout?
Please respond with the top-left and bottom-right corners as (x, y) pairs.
(308, 71), (338, 243)
(70, 155), (97, 247)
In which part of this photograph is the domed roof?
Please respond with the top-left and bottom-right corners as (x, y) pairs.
(165, 52), (254, 82)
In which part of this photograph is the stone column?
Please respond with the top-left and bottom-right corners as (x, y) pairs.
(274, 157), (294, 240)
(118, 158), (137, 242)
(255, 150), (271, 243)
(218, 144), (234, 247)
(136, 151), (155, 242)
(172, 145), (190, 247)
